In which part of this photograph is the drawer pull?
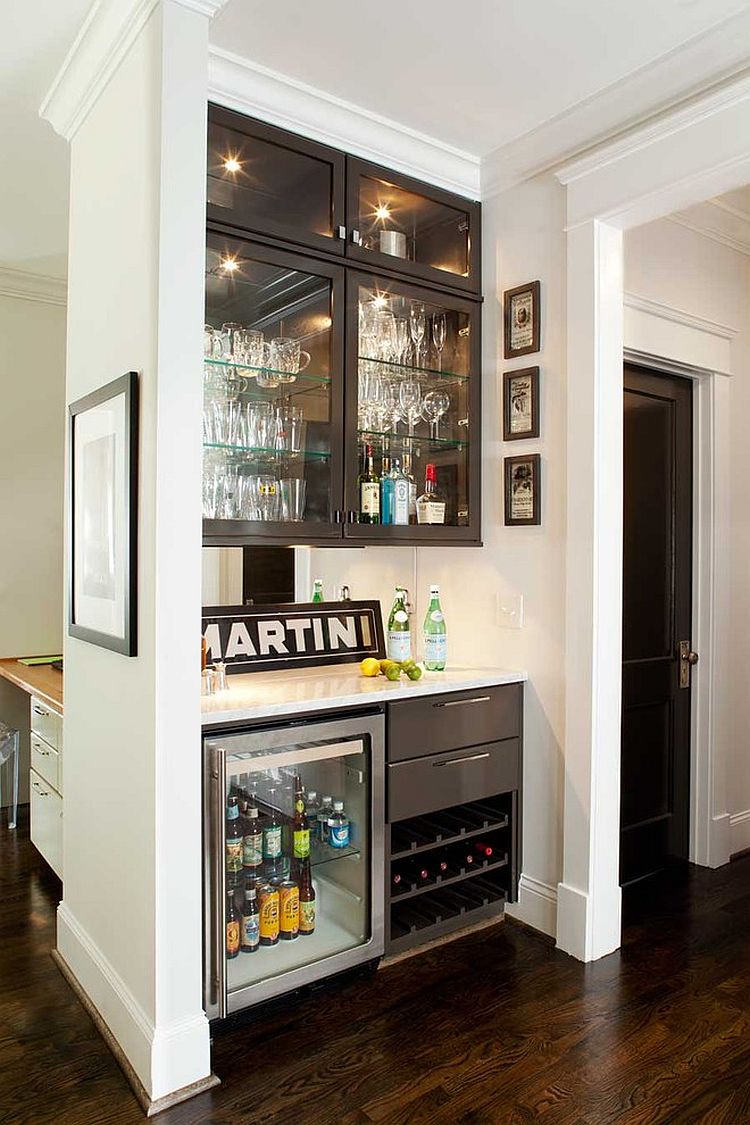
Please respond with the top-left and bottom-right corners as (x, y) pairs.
(433, 695), (491, 709)
(33, 744), (51, 756)
(433, 752), (491, 767)
(31, 780), (50, 797)
(33, 705), (48, 717)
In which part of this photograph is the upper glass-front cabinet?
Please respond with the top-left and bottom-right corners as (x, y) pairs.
(207, 108), (346, 256)
(346, 158), (480, 293)
(203, 233), (344, 543)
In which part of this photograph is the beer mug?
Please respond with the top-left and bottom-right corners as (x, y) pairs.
(269, 337), (311, 385)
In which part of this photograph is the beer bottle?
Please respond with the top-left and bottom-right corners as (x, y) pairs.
(262, 787), (283, 866)
(293, 775), (310, 860)
(226, 887), (240, 959)
(241, 885), (260, 954)
(242, 796), (263, 871)
(298, 857), (316, 936)
(226, 796), (243, 875)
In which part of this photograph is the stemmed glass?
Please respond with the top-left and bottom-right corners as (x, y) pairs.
(432, 312), (447, 372)
(409, 303), (426, 370)
(399, 380), (423, 438)
(422, 389), (450, 439)
(394, 317), (409, 367)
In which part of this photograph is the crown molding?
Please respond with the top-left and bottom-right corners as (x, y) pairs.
(482, 6), (750, 198)
(0, 266), (67, 307)
(623, 291), (738, 341)
(667, 198), (750, 258)
(40, 0), (229, 141)
(207, 47), (481, 200)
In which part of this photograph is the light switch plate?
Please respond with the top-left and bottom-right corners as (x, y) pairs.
(497, 593), (523, 629)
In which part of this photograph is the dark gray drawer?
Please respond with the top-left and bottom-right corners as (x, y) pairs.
(387, 683), (521, 762)
(388, 738), (520, 822)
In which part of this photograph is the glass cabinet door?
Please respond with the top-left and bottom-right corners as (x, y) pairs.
(207, 106), (346, 255)
(203, 233), (344, 543)
(346, 157), (480, 293)
(345, 272), (480, 543)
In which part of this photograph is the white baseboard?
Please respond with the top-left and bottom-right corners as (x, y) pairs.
(555, 881), (622, 963)
(730, 809), (750, 857)
(709, 812), (732, 868)
(56, 902), (211, 1102)
(506, 874), (557, 938)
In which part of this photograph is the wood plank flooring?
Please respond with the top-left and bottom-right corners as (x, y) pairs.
(3, 809), (750, 1123)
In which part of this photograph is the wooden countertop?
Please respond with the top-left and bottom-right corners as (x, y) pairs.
(0, 659), (63, 712)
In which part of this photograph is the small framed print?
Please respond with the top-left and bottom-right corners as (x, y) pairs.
(503, 366), (540, 441)
(504, 453), (541, 526)
(69, 371), (139, 655)
(504, 280), (541, 358)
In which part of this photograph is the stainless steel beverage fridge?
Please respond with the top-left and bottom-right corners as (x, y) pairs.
(203, 711), (385, 1018)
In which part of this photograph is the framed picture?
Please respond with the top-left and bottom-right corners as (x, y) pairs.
(504, 453), (541, 526)
(504, 280), (541, 358)
(503, 366), (540, 441)
(69, 372), (139, 655)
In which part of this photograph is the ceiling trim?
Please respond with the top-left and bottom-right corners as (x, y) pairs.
(207, 47), (481, 200)
(667, 205), (750, 259)
(40, 0), (229, 142)
(0, 267), (67, 307)
(623, 291), (738, 341)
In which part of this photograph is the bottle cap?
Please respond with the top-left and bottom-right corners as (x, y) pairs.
(426, 463), (437, 482)
(430, 584), (440, 595)
(333, 800), (344, 811)
(323, 795), (332, 803)
(308, 790), (318, 800)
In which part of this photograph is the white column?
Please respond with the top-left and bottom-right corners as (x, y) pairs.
(557, 220), (624, 961)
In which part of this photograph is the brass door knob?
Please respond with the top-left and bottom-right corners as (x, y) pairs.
(687, 651), (699, 666)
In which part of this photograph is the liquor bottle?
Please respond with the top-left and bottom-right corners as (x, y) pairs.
(474, 841), (494, 859)
(311, 578), (324, 603)
(293, 774), (310, 859)
(392, 460), (410, 526)
(416, 463), (446, 525)
(387, 587), (411, 663)
(359, 443), (380, 524)
(423, 585), (447, 671)
(225, 796), (243, 876)
(226, 887), (240, 959)
(327, 800), (350, 849)
(240, 885), (260, 953)
(298, 857), (316, 936)
(262, 788), (283, 869)
(318, 795), (334, 845)
(402, 453), (417, 525)
(241, 796), (264, 872)
(381, 449), (394, 525)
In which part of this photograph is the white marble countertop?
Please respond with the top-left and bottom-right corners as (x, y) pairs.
(201, 664), (527, 726)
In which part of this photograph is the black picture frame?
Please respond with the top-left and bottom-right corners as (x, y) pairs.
(503, 280), (541, 358)
(69, 372), (139, 655)
(504, 453), (541, 526)
(503, 366), (540, 441)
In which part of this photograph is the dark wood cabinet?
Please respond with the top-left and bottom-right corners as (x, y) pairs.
(204, 104), (482, 548)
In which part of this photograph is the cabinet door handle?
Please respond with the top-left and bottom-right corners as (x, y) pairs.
(351, 228), (361, 245)
(33, 742), (50, 756)
(33, 706), (48, 717)
(433, 695), (491, 709)
(31, 780), (50, 796)
(433, 752), (490, 768)
(337, 225), (346, 240)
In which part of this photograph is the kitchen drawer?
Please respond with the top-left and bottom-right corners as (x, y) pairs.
(388, 684), (521, 762)
(388, 738), (520, 822)
(30, 733), (60, 793)
(30, 696), (63, 753)
(30, 768), (63, 879)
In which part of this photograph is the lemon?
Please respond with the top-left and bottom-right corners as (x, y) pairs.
(360, 657), (380, 678)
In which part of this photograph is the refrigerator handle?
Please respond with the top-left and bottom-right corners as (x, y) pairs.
(208, 743), (227, 1019)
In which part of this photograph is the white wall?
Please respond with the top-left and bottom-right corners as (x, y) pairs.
(311, 172), (568, 935)
(56, 0), (211, 1102)
(624, 218), (750, 854)
(0, 293), (65, 657)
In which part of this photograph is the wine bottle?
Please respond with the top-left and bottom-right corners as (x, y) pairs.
(474, 841), (494, 859)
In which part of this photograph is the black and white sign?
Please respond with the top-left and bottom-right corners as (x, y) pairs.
(202, 601), (385, 674)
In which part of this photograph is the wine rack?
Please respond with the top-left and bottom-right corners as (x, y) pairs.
(386, 795), (515, 954)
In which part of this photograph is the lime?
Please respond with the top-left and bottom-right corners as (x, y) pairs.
(360, 657), (380, 678)
(385, 664), (402, 681)
(406, 665), (423, 681)
(379, 659), (397, 673)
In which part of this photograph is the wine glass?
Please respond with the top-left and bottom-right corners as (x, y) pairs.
(432, 312), (447, 371)
(422, 389), (450, 439)
(399, 380), (423, 438)
(394, 317), (409, 366)
(409, 303), (426, 370)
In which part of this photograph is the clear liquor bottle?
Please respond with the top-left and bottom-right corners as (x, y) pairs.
(423, 584), (447, 670)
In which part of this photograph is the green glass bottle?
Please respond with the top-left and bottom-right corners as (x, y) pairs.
(387, 587), (411, 663)
(311, 579), (324, 603)
(423, 584), (447, 671)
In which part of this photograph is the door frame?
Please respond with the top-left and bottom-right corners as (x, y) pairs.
(554, 76), (750, 962)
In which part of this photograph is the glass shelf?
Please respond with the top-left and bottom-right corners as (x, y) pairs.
(357, 355), (468, 383)
(204, 441), (331, 460)
(205, 357), (332, 384)
(356, 428), (468, 452)
(310, 842), (360, 868)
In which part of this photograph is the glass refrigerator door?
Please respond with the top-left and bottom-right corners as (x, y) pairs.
(204, 713), (384, 1017)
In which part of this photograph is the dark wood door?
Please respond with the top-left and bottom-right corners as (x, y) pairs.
(621, 364), (693, 887)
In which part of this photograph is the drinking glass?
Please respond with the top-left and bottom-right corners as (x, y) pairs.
(235, 328), (268, 374)
(280, 405), (304, 453)
(422, 389), (451, 438)
(409, 303), (426, 368)
(280, 478), (307, 522)
(221, 462), (239, 519)
(219, 322), (243, 361)
(254, 403), (276, 450)
(257, 476), (280, 521)
(238, 471), (260, 519)
(432, 313), (447, 371)
(399, 380), (423, 437)
(394, 317), (409, 365)
(202, 451), (224, 518)
(203, 325), (221, 359)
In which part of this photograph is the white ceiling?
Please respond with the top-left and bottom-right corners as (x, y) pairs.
(0, 0), (91, 278)
(210, 0), (750, 157)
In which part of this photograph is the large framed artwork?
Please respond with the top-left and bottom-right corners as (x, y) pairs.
(69, 372), (139, 655)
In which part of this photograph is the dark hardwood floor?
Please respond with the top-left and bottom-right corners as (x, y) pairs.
(3, 809), (750, 1124)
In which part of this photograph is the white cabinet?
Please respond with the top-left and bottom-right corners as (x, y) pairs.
(29, 695), (63, 880)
